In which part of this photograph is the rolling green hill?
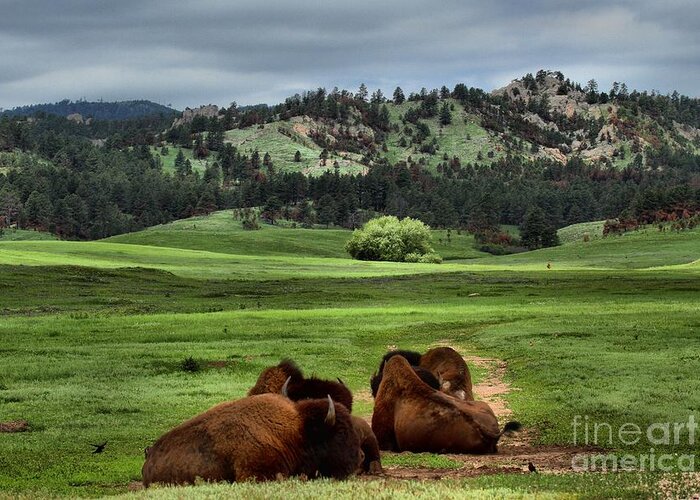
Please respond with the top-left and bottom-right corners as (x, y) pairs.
(0, 228), (57, 241)
(104, 210), (485, 261)
(470, 225), (700, 270)
(2, 214), (697, 281)
(556, 220), (605, 245)
(0, 240), (477, 280)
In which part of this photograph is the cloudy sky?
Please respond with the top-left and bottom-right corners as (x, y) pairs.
(1, 0), (698, 110)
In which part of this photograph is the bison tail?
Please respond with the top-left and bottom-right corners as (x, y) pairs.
(501, 421), (522, 436)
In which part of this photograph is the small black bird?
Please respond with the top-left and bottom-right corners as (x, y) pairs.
(528, 461), (538, 473)
(91, 441), (107, 454)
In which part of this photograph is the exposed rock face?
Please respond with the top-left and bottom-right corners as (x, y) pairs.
(489, 71), (696, 166)
(172, 104), (219, 127)
(674, 121), (700, 142)
(542, 147), (567, 164)
(66, 113), (84, 124)
(492, 73), (589, 117)
(523, 112), (559, 132)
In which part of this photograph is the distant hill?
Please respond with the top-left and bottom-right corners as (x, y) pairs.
(1, 69), (698, 243)
(161, 70), (700, 176)
(2, 99), (179, 121)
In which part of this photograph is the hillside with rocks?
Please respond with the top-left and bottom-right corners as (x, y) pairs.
(159, 71), (699, 179)
(1, 70), (698, 241)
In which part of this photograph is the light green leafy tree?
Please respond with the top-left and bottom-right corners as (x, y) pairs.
(345, 215), (441, 263)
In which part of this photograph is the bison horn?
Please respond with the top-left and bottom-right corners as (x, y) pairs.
(337, 377), (345, 386)
(281, 376), (291, 397)
(325, 395), (336, 426)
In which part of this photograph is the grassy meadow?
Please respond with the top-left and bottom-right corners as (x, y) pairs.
(150, 146), (207, 175)
(0, 212), (698, 498)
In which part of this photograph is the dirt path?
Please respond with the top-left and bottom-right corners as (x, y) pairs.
(377, 350), (600, 479)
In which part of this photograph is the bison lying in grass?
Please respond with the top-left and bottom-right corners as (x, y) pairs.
(372, 355), (519, 453)
(142, 393), (360, 486)
(247, 359), (382, 474)
(370, 347), (473, 400)
(248, 359), (353, 411)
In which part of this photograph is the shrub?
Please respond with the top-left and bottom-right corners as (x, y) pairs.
(242, 217), (260, 230)
(418, 252), (442, 264)
(180, 356), (201, 373)
(345, 216), (440, 263)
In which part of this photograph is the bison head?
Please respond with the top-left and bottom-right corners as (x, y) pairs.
(298, 395), (361, 479)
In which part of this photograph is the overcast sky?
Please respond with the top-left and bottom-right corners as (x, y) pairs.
(1, 0), (698, 110)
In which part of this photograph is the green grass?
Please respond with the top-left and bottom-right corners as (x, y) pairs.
(381, 452), (463, 469)
(557, 221), (605, 245)
(105, 210), (353, 258)
(151, 147), (207, 175)
(0, 228), (57, 241)
(108, 473), (700, 499)
(382, 101), (505, 171)
(469, 226), (700, 270)
(0, 240), (475, 280)
(0, 218), (698, 497)
(224, 121), (367, 175)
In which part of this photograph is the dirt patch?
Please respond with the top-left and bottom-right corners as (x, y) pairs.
(354, 389), (374, 405)
(465, 355), (514, 421)
(657, 473), (700, 498)
(0, 420), (30, 433)
(379, 464), (525, 480)
(206, 360), (230, 369)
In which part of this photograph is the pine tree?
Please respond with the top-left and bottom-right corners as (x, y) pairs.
(520, 206), (559, 249)
(356, 83), (368, 102)
(393, 87), (405, 105)
(439, 102), (452, 126)
(316, 194), (337, 227)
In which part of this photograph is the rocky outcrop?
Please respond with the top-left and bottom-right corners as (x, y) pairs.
(172, 105), (219, 127)
(66, 113), (84, 124)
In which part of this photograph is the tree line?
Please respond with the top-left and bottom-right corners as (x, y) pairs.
(1, 75), (699, 246)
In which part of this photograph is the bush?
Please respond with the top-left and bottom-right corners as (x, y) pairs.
(180, 356), (201, 373)
(242, 217), (260, 230)
(345, 216), (440, 263)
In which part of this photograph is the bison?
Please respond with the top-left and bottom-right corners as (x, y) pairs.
(421, 347), (474, 401)
(247, 359), (381, 474)
(370, 347), (473, 400)
(371, 355), (519, 454)
(350, 416), (383, 474)
(248, 359), (353, 412)
(142, 393), (361, 486)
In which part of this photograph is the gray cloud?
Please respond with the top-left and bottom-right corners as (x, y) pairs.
(0, 0), (698, 110)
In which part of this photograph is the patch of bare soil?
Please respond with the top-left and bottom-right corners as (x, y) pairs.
(367, 348), (601, 480)
(0, 420), (30, 433)
(658, 473), (700, 499)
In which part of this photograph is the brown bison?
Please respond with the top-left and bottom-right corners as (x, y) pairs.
(421, 347), (474, 401)
(371, 356), (519, 454)
(370, 347), (473, 400)
(142, 393), (360, 486)
(248, 359), (353, 411)
(351, 416), (383, 474)
(247, 359), (381, 474)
